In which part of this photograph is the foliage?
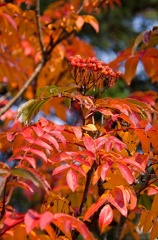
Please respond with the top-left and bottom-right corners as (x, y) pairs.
(0, 0), (158, 239)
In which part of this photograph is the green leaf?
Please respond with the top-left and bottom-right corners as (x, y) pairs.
(17, 99), (48, 125)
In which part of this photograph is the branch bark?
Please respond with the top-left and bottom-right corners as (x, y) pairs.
(35, 0), (46, 56)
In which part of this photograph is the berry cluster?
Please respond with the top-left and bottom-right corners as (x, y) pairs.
(68, 55), (121, 95)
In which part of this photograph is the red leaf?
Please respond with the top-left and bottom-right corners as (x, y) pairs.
(117, 157), (145, 172)
(4, 211), (24, 227)
(95, 136), (108, 150)
(99, 204), (113, 234)
(52, 164), (70, 175)
(83, 135), (96, 154)
(51, 131), (66, 148)
(42, 133), (59, 150)
(40, 212), (54, 230)
(84, 196), (108, 221)
(108, 187), (128, 217)
(53, 213), (96, 240)
(71, 164), (86, 177)
(117, 163), (134, 184)
(148, 185), (158, 196)
(101, 161), (113, 181)
(24, 210), (40, 233)
(71, 126), (82, 139)
(29, 148), (48, 162)
(66, 169), (78, 192)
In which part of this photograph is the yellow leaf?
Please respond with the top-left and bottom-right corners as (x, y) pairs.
(14, 224), (27, 240)
(151, 194), (158, 219)
(138, 210), (148, 230)
(150, 221), (158, 240)
(75, 16), (84, 31)
(82, 124), (97, 131)
(143, 212), (153, 234)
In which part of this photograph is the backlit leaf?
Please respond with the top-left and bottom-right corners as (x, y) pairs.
(99, 204), (113, 234)
(82, 135), (96, 154)
(150, 221), (158, 240)
(24, 209), (40, 234)
(108, 186), (128, 217)
(52, 164), (70, 175)
(66, 169), (78, 192)
(84, 195), (108, 221)
(117, 163), (134, 184)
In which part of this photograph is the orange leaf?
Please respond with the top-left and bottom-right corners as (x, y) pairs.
(151, 194), (158, 219)
(123, 56), (139, 85)
(84, 195), (108, 221)
(99, 204), (113, 234)
(108, 186), (128, 217)
(150, 221), (158, 240)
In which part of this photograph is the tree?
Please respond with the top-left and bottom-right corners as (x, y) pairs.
(0, 0), (158, 239)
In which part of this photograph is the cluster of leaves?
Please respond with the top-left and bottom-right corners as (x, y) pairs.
(0, 0), (158, 240)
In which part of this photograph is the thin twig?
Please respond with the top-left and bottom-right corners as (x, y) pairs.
(35, 0), (46, 55)
(0, 60), (45, 117)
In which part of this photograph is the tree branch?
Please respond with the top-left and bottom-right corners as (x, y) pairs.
(77, 163), (94, 217)
(0, 60), (45, 117)
(35, 0), (46, 56)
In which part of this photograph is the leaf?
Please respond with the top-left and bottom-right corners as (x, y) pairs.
(143, 212), (153, 234)
(84, 195), (108, 221)
(150, 221), (158, 240)
(6, 180), (34, 192)
(138, 210), (148, 230)
(1, 12), (17, 30)
(52, 164), (70, 175)
(108, 186), (128, 217)
(143, 30), (151, 45)
(131, 31), (145, 54)
(10, 167), (50, 191)
(24, 209), (40, 234)
(117, 163), (134, 184)
(82, 135), (96, 154)
(148, 185), (158, 196)
(123, 56), (139, 85)
(151, 194), (158, 219)
(4, 211), (24, 229)
(66, 169), (78, 192)
(83, 15), (99, 33)
(75, 16), (84, 31)
(99, 204), (113, 234)
(17, 99), (48, 124)
(82, 124), (97, 132)
(40, 212), (54, 230)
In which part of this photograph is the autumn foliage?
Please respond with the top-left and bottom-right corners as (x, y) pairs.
(0, 0), (158, 239)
